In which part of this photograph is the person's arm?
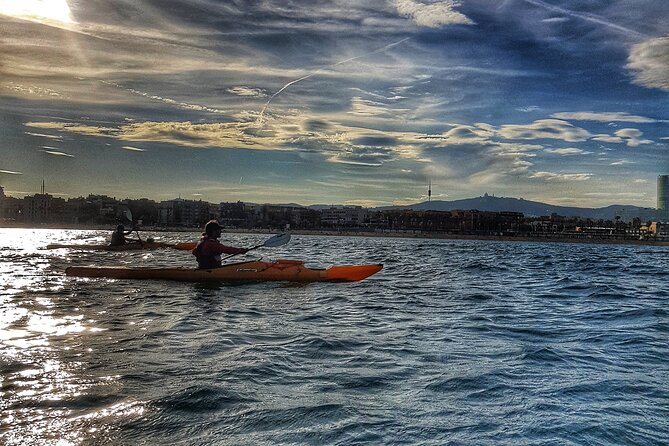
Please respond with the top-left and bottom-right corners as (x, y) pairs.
(205, 240), (248, 255)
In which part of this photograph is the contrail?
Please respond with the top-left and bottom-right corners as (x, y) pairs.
(257, 37), (411, 126)
(523, 0), (646, 39)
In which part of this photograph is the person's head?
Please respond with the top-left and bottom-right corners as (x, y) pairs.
(117, 225), (124, 232)
(204, 220), (222, 238)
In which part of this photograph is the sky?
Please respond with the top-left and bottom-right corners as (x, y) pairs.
(0, 0), (667, 208)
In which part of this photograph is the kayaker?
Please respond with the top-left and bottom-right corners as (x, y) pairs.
(192, 220), (249, 269)
(110, 225), (140, 246)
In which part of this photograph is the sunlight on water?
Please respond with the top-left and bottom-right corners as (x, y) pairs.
(0, 228), (136, 445)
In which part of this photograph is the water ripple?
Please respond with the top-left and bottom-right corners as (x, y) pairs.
(1, 229), (668, 445)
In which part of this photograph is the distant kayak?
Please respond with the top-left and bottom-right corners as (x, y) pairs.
(65, 259), (383, 283)
(46, 241), (196, 251)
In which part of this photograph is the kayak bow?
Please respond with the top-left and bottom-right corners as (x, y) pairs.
(65, 259), (383, 283)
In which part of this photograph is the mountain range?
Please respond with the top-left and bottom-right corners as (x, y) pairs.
(371, 195), (659, 221)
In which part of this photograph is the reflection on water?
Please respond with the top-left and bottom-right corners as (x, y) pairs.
(0, 229), (147, 445)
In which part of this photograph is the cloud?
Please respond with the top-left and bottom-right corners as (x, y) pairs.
(25, 113), (428, 166)
(626, 37), (669, 91)
(40, 148), (74, 157)
(392, 0), (474, 27)
(6, 82), (61, 97)
(437, 124), (494, 145)
(0, 169), (23, 175)
(25, 132), (63, 139)
(544, 147), (588, 155)
(592, 134), (623, 143)
(27, 120), (263, 150)
(102, 81), (228, 114)
(529, 171), (593, 181)
(592, 129), (653, 147)
(522, 0), (646, 38)
(497, 119), (591, 142)
(550, 111), (658, 123)
(327, 147), (396, 166)
(349, 97), (390, 117)
(227, 86), (267, 97)
(122, 146), (146, 152)
(614, 128), (653, 147)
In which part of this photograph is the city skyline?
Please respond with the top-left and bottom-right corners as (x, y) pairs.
(1, 1), (668, 208)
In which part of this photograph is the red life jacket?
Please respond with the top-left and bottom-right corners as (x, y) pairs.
(192, 237), (221, 269)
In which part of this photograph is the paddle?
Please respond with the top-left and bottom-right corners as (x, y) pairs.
(123, 209), (143, 244)
(220, 233), (291, 261)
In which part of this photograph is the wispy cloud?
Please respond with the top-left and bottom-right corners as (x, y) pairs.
(522, 0), (646, 38)
(25, 132), (63, 139)
(626, 37), (669, 91)
(529, 171), (593, 181)
(544, 147), (589, 155)
(610, 159), (635, 165)
(227, 87), (267, 97)
(551, 111), (658, 123)
(122, 146), (146, 152)
(40, 148), (74, 157)
(258, 37), (411, 125)
(0, 169), (23, 175)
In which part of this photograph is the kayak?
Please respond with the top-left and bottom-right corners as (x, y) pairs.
(65, 259), (383, 283)
(46, 241), (196, 251)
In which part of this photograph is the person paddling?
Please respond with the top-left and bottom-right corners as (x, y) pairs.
(192, 220), (249, 269)
(110, 225), (140, 247)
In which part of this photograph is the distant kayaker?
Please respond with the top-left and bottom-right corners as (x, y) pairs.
(110, 225), (140, 246)
(193, 220), (249, 269)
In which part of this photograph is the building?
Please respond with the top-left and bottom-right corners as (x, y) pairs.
(658, 175), (669, 219)
(158, 198), (211, 227)
(321, 206), (368, 227)
(23, 193), (66, 223)
(655, 221), (669, 240)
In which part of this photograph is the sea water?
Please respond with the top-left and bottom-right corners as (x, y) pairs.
(1, 228), (667, 445)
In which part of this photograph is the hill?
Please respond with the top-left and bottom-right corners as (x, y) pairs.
(375, 195), (658, 221)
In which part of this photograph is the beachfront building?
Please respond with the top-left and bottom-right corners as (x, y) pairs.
(158, 198), (211, 227)
(658, 175), (669, 220)
(23, 193), (66, 223)
(321, 206), (368, 227)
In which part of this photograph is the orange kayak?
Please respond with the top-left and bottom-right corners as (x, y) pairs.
(65, 259), (383, 283)
(46, 241), (196, 251)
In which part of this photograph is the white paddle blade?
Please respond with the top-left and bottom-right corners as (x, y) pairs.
(263, 233), (291, 248)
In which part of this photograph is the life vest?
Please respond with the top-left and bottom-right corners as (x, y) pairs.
(110, 230), (126, 246)
(192, 238), (221, 269)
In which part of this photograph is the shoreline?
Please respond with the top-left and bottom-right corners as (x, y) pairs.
(2, 224), (668, 247)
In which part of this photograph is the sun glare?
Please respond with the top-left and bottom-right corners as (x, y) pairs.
(0, 0), (74, 24)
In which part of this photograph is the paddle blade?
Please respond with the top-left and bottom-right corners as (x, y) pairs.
(262, 233), (291, 248)
(123, 209), (133, 223)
